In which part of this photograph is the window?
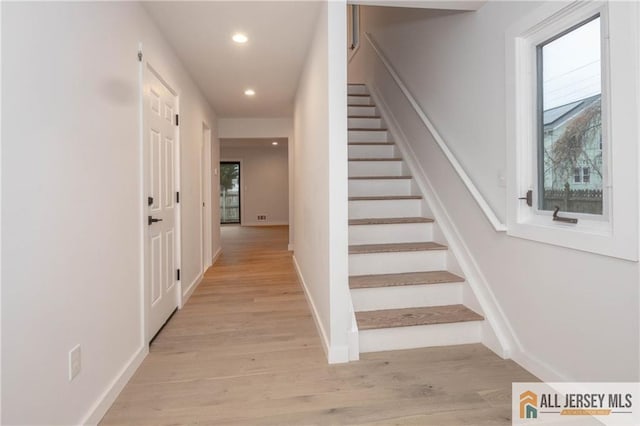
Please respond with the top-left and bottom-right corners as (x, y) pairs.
(573, 167), (591, 184)
(220, 161), (241, 224)
(574, 168), (581, 183)
(506, 1), (640, 260)
(537, 15), (603, 214)
(348, 5), (360, 51)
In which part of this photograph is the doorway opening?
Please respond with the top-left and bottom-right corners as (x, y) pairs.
(220, 161), (241, 224)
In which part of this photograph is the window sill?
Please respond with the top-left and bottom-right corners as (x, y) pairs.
(508, 216), (637, 261)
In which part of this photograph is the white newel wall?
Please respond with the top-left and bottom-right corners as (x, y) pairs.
(350, 3), (639, 382)
(2, 2), (219, 424)
(293, 0), (351, 364)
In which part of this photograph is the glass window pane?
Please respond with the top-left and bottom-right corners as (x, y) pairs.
(220, 162), (240, 224)
(538, 16), (603, 215)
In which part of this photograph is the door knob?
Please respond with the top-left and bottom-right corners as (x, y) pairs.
(148, 216), (163, 226)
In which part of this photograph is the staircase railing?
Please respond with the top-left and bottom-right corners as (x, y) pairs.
(364, 32), (507, 232)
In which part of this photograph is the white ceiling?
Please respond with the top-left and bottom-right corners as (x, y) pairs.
(221, 137), (288, 149)
(348, 0), (486, 10)
(143, 1), (322, 118)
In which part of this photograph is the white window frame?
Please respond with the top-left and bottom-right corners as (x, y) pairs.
(506, 0), (639, 261)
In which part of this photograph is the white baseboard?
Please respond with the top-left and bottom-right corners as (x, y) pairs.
(211, 246), (222, 265)
(181, 272), (203, 307)
(288, 243), (294, 251)
(182, 247), (221, 307)
(512, 349), (570, 382)
(82, 345), (148, 425)
(242, 221), (289, 227)
(292, 255), (349, 364)
(348, 310), (360, 361)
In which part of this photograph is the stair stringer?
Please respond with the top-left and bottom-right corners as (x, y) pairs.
(367, 84), (520, 359)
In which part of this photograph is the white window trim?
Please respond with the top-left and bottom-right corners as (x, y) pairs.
(505, 0), (639, 261)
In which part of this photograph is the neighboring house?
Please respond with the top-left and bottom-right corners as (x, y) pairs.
(543, 94), (603, 191)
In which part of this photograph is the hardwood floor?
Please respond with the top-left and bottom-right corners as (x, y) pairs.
(101, 225), (537, 425)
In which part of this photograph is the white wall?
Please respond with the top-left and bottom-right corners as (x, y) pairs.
(219, 118), (293, 139)
(351, 3), (639, 381)
(221, 142), (289, 226)
(218, 118), (294, 248)
(1, 2), (219, 424)
(293, 0), (350, 364)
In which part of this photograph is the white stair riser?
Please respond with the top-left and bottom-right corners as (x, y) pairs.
(349, 161), (403, 177)
(359, 321), (482, 353)
(349, 130), (389, 143)
(348, 96), (373, 106)
(349, 179), (413, 197)
(348, 145), (396, 159)
(348, 85), (369, 95)
(348, 106), (377, 116)
(349, 199), (421, 219)
(352, 282), (464, 311)
(348, 117), (383, 129)
(349, 222), (433, 244)
(349, 250), (446, 275)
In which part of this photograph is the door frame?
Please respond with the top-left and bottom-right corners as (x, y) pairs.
(140, 48), (182, 344)
(201, 123), (212, 269)
(219, 159), (243, 225)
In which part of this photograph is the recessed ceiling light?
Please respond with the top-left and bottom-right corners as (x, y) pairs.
(272, 141), (278, 146)
(244, 89), (255, 96)
(232, 33), (248, 44)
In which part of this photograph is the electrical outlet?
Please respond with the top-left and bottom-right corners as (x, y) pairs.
(68, 344), (81, 381)
(257, 215), (267, 221)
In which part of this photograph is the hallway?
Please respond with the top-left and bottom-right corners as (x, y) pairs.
(102, 226), (536, 425)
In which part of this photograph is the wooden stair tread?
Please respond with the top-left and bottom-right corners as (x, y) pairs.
(356, 305), (483, 330)
(348, 94), (372, 97)
(349, 271), (463, 289)
(348, 104), (376, 107)
(349, 115), (382, 119)
(348, 142), (394, 146)
(349, 158), (402, 161)
(349, 128), (388, 131)
(349, 217), (433, 225)
(349, 176), (412, 180)
(349, 195), (421, 201)
(349, 242), (446, 254)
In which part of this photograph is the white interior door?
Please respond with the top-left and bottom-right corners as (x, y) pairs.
(144, 64), (179, 341)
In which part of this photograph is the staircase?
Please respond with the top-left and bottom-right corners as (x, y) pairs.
(347, 83), (485, 353)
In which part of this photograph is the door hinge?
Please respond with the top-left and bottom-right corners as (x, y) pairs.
(147, 196), (153, 206)
(176, 191), (180, 203)
(175, 114), (179, 126)
(138, 51), (143, 62)
(176, 269), (181, 281)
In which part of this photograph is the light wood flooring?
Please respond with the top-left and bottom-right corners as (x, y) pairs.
(101, 225), (537, 425)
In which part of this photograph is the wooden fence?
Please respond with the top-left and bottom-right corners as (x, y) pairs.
(542, 184), (603, 215)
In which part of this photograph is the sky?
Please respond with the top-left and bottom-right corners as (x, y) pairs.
(542, 16), (601, 110)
